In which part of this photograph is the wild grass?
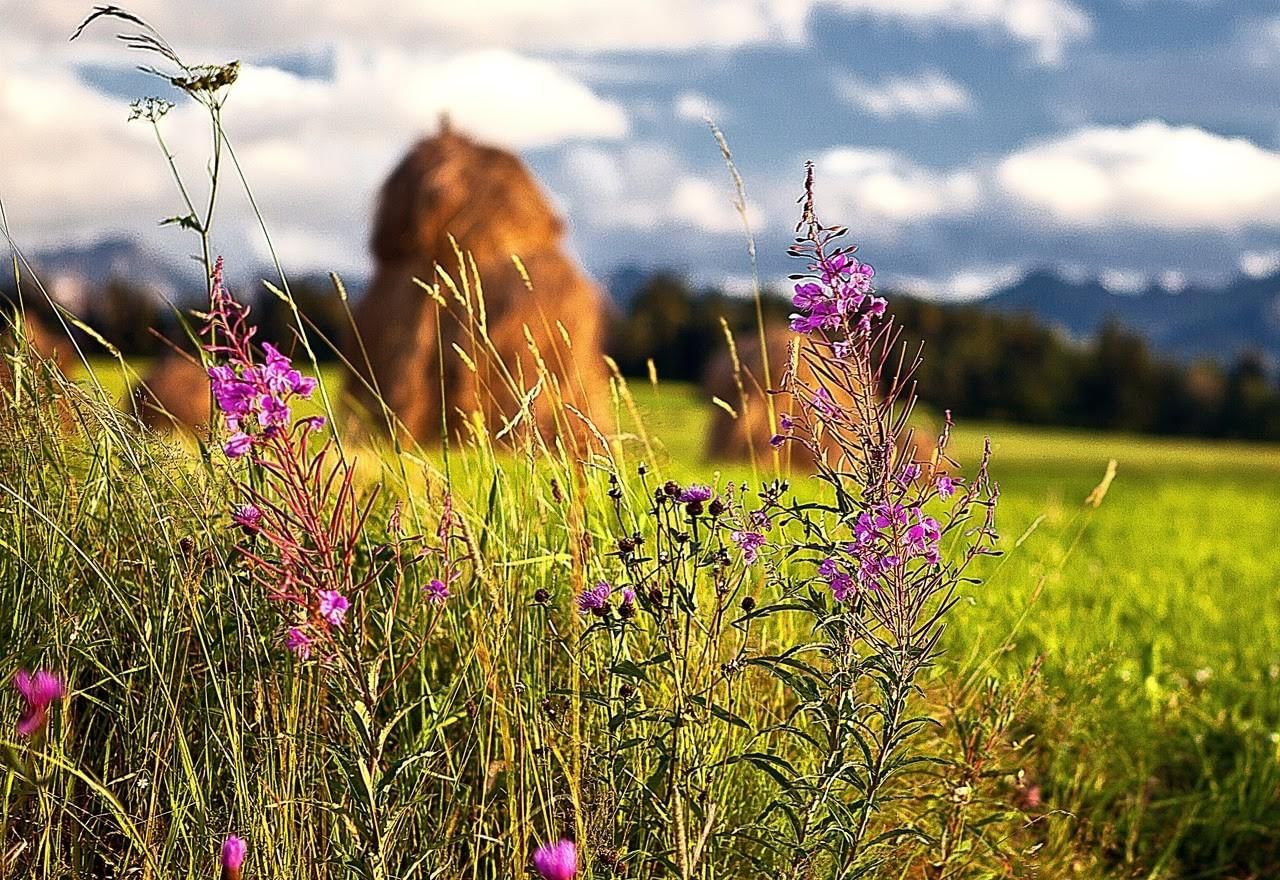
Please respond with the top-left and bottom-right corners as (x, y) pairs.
(2, 9), (1277, 877)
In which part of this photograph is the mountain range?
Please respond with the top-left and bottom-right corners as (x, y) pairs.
(8, 238), (1280, 368)
(977, 269), (1280, 367)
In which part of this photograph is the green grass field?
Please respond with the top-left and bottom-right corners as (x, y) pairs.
(3, 356), (1277, 878)
(626, 381), (1280, 876)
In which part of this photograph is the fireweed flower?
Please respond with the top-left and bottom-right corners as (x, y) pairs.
(576, 581), (611, 615)
(284, 628), (313, 659)
(317, 590), (350, 627)
(231, 503), (262, 532)
(424, 577), (451, 604)
(13, 668), (65, 738)
(532, 839), (578, 880)
(936, 475), (956, 498)
(220, 834), (247, 880)
(223, 432), (254, 459)
(818, 557), (856, 602)
(732, 530), (767, 564)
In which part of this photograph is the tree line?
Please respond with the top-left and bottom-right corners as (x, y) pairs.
(6, 270), (1279, 441)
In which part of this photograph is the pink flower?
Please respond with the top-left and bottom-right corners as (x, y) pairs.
(936, 475), (956, 499)
(317, 590), (350, 627)
(14, 669), (65, 738)
(232, 504), (262, 532)
(532, 839), (578, 880)
(732, 530), (766, 564)
(223, 432), (254, 458)
(221, 834), (247, 880)
(285, 628), (312, 659)
(424, 578), (451, 605)
(576, 581), (611, 615)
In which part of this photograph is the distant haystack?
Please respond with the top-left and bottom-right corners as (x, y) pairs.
(347, 123), (609, 445)
(0, 309), (76, 430)
(703, 326), (935, 469)
(131, 352), (210, 433)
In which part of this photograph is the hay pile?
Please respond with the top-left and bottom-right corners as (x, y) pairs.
(347, 123), (609, 445)
(130, 352), (210, 433)
(702, 325), (935, 469)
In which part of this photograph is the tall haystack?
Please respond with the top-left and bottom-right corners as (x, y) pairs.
(703, 325), (935, 469)
(130, 352), (211, 433)
(347, 123), (609, 446)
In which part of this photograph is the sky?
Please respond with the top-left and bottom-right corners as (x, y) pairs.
(4, 0), (1280, 299)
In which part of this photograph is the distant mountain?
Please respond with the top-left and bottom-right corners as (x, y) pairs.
(980, 269), (1280, 367)
(3, 237), (201, 309)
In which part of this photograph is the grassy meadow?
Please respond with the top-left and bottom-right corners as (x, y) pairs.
(1, 350), (1276, 878)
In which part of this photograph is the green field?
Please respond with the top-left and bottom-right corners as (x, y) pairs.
(3, 359), (1278, 878)
(633, 380), (1280, 875)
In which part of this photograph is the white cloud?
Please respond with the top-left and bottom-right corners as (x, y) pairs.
(814, 148), (981, 232)
(0, 46), (626, 272)
(822, 0), (1092, 65)
(3, 0), (809, 57)
(895, 264), (1026, 300)
(7, 0), (1088, 61)
(674, 91), (728, 123)
(996, 120), (1280, 230)
(836, 70), (973, 118)
(1240, 249), (1280, 278)
(1099, 268), (1148, 294)
(559, 143), (765, 236)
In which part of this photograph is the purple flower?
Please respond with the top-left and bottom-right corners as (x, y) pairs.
(818, 557), (856, 602)
(317, 590), (350, 627)
(811, 387), (838, 418)
(291, 374), (317, 397)
(897, 463), (921, 485)
(285, 627), (312, 660)
(732, 530), (766, 564)
(232, 504), (262, 532)
(936, 475), (956, 499)
(13, 668), (65, 738)
(779, 413), (794, 431)
(221, 834), (247, 880)
(620, 587), (636, 607)
(905, 511), (942, 565)
(532, 839), (578, 880)
(223, 432), (255, 459)
(301, 415), (327, 432)
(425, 578), (451, 605)
(576, 581), (611, 615)
(792, 282), (825, 309)
(769, 434), (786, 448)
(678, 484), (712, 503)
(257, 393), (290, 428)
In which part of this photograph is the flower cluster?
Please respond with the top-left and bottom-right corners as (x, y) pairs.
(789, 251), (884, 337)
(203, 258), (319, 459)
(819, 502), (944, 601)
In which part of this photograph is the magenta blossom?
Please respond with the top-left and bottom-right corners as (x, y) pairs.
(221, 834), (247, 880)
(818, 557), (856, 602)
(424, 577), (451, 605)
(936, 475), (956, 499)
(732, 530), (767, 564)
(223, 432), (255, 459)
(232, 503), (262, 532)
(532, 839), (578, 880)
(678, 484), (712, 504)
(285, 627), (312, 659)
(576, 581), (611, 615)
(317, 590), (350, 627)
(13, 668), (65, 738)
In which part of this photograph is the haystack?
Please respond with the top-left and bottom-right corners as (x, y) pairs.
(0, 309), (76, 430)
(347, 123), (609, 445)
(130, 352), (211, 433)
(703, 325), (935, 469)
